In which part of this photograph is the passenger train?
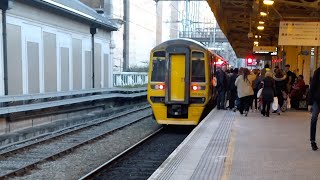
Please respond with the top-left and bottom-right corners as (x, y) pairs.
(147, 38), (227, 125)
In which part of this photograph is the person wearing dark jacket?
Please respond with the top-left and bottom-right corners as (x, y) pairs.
(273, 69), (287, 114)
(228, 68), (238, 110)
(215, 66), (228, 110)
(309, 67), (320, 151)
(260, 71), (275, 117)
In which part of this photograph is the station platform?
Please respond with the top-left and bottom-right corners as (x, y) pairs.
(148, 108), (320, 180)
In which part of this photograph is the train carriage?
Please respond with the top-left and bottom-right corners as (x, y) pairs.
(148, 38), (226, 125)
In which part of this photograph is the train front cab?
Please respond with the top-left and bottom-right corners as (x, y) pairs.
(148, 43), (214, 125)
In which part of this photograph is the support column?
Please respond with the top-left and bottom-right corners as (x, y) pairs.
(123, 0), (129, 72)
(284, 46), (299, 72)
(2, 9), (7, 95)
(156, 1), (163, 44)
(297, 46), (311, 85)
(317, 47), (320, 69)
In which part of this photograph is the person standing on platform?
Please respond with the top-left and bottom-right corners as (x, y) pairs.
(285, 64), (296, 93)
(215, 65), (228, 110)
(260, 71), (275, 117)
(235, 68), (256, 116)
(228, 68), (238, 110)
(309, 67), (320, 151)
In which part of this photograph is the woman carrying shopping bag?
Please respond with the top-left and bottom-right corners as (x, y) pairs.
(261, 71), (276, 117)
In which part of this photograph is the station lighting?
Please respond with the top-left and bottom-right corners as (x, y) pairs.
(257, 26), (264, 30)
(254, 41), (259, 46)
(259, 21), (265, 24)
(255, 35), (258, 38)
(260, 12), (267, 16)
(263, 0), (274, 5)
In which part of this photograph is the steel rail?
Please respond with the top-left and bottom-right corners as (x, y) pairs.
(0, 107), (152, 179)
(78, 127), (163, 180)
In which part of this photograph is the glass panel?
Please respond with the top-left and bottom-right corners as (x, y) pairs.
(192, 52), (204, 58)
(192, 60), (205, 82)
(151, 59), (166, 82)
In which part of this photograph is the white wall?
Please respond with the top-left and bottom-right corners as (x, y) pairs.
(0, 1), (112, 95)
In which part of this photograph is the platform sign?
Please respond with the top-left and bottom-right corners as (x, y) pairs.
(278, 21), (320, 46)
(253, 46), (277, 54)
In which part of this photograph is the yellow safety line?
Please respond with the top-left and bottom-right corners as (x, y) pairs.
(221, 115), (238, 180)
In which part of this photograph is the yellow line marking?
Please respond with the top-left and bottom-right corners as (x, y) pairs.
(221, 115), (238, 180)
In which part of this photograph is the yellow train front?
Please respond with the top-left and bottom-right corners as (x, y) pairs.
(147, 38), (216, 125)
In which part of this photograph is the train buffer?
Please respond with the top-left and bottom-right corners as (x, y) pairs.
(149, 109), (319, 179)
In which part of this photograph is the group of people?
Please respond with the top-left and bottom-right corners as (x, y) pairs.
(215, 64), (303, 117)
(215, 64), (320, 151)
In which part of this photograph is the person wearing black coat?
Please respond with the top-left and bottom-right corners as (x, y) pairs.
(273, 69), (287, 114)
(228, 68), (238, 110)
(260, 71), (275, 117)
(309, 67), (320, 151)
(215, 66), (228, 110)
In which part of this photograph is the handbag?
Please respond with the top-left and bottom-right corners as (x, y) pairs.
(272, 97), (278, 111)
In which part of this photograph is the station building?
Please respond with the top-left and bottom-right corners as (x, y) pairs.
(0, 0), (118, 96)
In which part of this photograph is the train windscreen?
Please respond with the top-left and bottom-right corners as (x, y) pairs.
(151, 59), (166, 82)
(192, 60), (205, 82)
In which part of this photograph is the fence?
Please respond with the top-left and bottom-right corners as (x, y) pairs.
(113, 72), (148, 87)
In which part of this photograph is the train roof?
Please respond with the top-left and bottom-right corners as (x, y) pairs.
(152, 38), (208, 51)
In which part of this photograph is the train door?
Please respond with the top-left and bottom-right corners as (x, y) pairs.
(165, 46), (190, 118)
(170, 54), (185, 101)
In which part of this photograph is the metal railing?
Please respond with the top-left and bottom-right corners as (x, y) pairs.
(113, 72), (148, 87)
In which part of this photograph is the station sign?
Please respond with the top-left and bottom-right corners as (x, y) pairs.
(278, 21), (320, 46)
(253, 46), (277, 53)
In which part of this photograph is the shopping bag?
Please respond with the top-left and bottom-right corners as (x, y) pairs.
(257, 88), (263, 98)
(272, 97), (278, 111)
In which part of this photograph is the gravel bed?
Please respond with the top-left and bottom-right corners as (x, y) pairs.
(13, 117), (162, 180)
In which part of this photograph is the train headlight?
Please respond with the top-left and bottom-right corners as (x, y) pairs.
(192, 86), (198, 91)
(191, 85), (205, 91)
(152, 84), (166, 90)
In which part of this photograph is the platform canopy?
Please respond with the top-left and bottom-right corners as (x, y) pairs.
(206, 0), (320, 58)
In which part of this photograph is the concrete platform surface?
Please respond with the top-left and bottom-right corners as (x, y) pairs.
(149, 109), (320, 180)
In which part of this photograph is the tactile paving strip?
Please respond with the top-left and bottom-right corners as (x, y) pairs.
(190, 111), (235, 180)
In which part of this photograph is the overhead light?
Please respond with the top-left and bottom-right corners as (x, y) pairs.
(259, 35), (262, 38)
(255, 35), (258, 38)
(259, 21), (265, 24)
(254, 41), (259, 45)
(263, 0), (274, 5)
(257, 26), (264, 30)
(260, 12), (267, 16)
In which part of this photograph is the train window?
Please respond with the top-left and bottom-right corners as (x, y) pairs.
(192, 60), (205, 82)
(153, 51), (165, 57)
(151, 59), (166, 82)
(192, 52), (204, 58)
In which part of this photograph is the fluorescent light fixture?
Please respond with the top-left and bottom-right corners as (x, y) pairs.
(260, 12), (267, 16)
(263, 0), (274, 5)
(259, 21), (265, 24)
(42, 0), (96, 20)
(257, 26), (264, 30)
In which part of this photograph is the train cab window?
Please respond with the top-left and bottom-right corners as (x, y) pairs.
(151, 58), (166, 82)
(192, 60), (205, 82)
(192, 52), (204, 58)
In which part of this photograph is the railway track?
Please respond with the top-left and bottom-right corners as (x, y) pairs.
(0, 106), (152, 179)
(80, 126), (193, 180)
